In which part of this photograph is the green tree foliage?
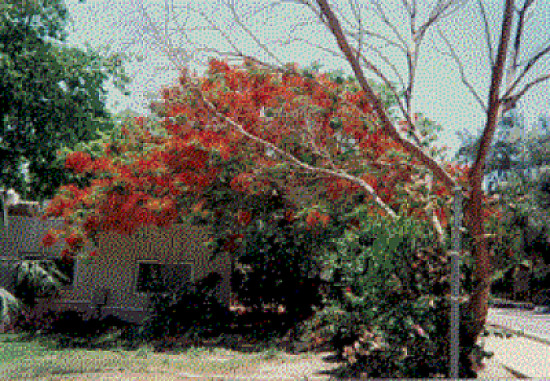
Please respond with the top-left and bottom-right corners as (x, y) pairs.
(456, 113), (550, 295)
(455, 113), (550, 193)
(0, 0), (131, 202)
(304, 214), (488, 378)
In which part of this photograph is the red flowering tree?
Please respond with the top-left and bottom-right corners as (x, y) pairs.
(41, 60), (481, 256)
(41, 60), (506, 347)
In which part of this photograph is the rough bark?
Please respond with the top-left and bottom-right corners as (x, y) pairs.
(465, 0), (514, 342)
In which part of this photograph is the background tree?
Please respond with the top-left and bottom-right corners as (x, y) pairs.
(0, 0), (131, 203)
(455, 113), (550, 193)
(456, 113), (550, 299)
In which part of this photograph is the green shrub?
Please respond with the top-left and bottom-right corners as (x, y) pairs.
(139, 273), (229, 340)
(233, 210), (342, 321)
(308, 214), (491, 378)
(13, 260), (67, 308)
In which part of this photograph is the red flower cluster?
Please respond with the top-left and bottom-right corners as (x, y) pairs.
(42, 232), (58, 247)
(305, 211), (330, 229)
(237, 210), (253, 226)
(230, 173), (255, 193)
(65, 151), (93, 173)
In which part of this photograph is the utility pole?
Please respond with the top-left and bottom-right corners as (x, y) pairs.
(450, 185), (462, 378)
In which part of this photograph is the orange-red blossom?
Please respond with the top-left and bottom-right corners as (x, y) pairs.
(41, 59), (501, 259)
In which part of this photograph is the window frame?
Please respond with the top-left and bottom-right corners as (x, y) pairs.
(134, 259), (194, 295)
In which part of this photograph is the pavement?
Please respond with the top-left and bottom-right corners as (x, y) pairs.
(476, 299), (550, 379)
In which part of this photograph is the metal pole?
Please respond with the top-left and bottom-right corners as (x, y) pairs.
(450, 185), (462, 378)
(0, 190), (7, 229)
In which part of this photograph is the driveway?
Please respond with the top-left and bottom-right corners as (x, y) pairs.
(487, 307), (550, 343)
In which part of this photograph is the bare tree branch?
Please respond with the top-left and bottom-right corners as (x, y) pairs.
(502, 43), (550, 102)
(315, 0), (459, 194)
(359, 43), (407, 91)
(135, 0), (190, 70)
(347, 26), (409, 55)
(510, 0), (535, 70)
(402, 0), (413, 19)
(470, 0), (514, 182)
(477, 0), (495, 67)
(222, 0), (284, 66)
(349, 0), (364, 63)
(435, 26), (488, 112)
(368, 0), (410, 52)
(354, 53), (425, 146)
(502, 74), (550, 110)
(416, 0), (458, 41)
(175, 3), (242, 59)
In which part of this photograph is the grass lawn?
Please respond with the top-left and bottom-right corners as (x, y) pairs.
(0, 333), (317, 380)
(0, 333), (58, 363)
(0, 333), (143, 379)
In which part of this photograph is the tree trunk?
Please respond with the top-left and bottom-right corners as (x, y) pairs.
(464, 187), (492, 344)
(463, 0), (514, 348)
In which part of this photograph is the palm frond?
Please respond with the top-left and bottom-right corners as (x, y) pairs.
(0, 288), (22, 325)
(13, 260), (63, 307)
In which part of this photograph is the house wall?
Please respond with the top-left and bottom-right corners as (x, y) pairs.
(0, 216), (66, 258)
(1, 216), (230, 324)
(54, 223), (229, 323)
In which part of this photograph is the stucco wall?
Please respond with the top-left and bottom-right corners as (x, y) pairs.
(1, 217), (230, 323)
(0, 216), (66, 258)
(55, 222), (229, 323)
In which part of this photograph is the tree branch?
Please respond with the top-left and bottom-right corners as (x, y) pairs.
(183, 77), (398, 219)
(222, 0), (284, 66)
(368, 0), (410, 52)
(470, 0), (514, 182)
(502, 43), (550, 102)
(416, 0), (460, 41)
(477, 0), (495, 67)
(315, 0), (459, 194)
(510, 0), (535, 71)
(501, 74), (550, 111)
(435, 26), (488, 112)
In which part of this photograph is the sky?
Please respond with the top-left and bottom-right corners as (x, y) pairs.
(60, 0), (550, 160)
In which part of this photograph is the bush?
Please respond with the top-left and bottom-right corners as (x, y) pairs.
(13, 260), (67, 308)
(139, 272), (230, 340)
(309, 214), (491, 378)
(12, 305), (59, 336)
(233, 211), (341, 321)
(0, 288), (22, 329)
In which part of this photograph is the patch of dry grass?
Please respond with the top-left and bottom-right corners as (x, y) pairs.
(0, 338), (313, 380)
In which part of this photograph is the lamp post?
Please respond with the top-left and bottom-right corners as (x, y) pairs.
(450, 185), (462, 378)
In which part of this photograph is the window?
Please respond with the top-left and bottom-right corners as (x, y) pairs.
(21, 252), (75, 289)
(0, 258), (19, 293)
(135, 261), (192, 294)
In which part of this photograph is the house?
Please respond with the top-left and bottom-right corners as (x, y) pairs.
(0, 212), (231, 324)
(0, 176), (334, 324)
